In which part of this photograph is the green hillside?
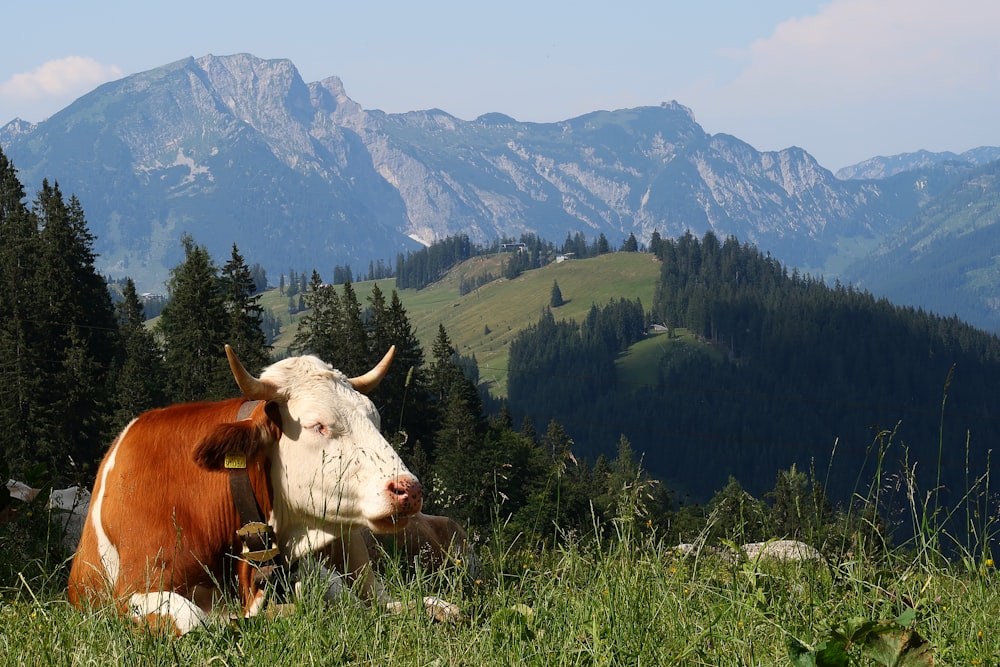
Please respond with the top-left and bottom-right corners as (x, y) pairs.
(261, 252), (661, 396)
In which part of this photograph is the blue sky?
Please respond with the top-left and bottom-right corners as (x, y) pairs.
(1, 0), (997, 171)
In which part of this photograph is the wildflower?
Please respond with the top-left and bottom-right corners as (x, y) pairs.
(986, 558), (994, 568)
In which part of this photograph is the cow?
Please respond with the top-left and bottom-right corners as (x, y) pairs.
(362, 512), (481, 580)
(67, 345), (455, 635)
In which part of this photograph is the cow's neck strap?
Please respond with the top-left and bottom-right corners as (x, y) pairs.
(229, 400), (284, 568)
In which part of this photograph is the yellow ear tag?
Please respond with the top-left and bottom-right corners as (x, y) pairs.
(224, 452), (247, 469)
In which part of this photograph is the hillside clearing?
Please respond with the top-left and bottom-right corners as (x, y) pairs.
(262, 253), (661, 397)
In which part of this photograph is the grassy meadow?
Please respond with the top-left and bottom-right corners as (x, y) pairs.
(2, 511), (998, 666)
(262, 252), (661, 396)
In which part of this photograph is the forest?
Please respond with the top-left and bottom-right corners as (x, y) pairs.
(507, 231), (1000, 539)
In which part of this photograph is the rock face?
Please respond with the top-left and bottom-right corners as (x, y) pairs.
(0, 53), (974, 292)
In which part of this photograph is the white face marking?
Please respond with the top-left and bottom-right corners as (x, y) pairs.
(259, 356), (417, 549)
(91, 420), (135, 586)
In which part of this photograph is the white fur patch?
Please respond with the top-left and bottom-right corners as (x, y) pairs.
(92, 421), (134, 586)
(129, 592), (209, 635)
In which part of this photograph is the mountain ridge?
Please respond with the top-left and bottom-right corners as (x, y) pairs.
(3, 53), (1000, 331)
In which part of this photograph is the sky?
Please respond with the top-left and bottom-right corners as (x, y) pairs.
(1, 0), (998, 172)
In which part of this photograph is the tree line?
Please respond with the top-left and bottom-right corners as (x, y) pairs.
(505, 229), (1000, 548)
(394, 230), (646, 291)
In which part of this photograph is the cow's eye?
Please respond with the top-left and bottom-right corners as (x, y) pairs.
(308, 423), (328, 436)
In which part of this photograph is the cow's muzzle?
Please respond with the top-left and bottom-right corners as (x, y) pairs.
(386, 475), (423, 518)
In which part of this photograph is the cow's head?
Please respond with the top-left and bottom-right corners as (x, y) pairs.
(195, 346), (421, 553)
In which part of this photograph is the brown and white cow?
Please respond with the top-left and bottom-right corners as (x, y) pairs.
(362, 512), (481, 580)
(68, 345), (448, 634)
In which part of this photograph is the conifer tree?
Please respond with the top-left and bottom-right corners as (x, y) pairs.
(221, 243), (270, 375)
(158, 235), (230, 402)
(429, 324), (458, 402)
(33, 181), (118, 475)
(0, 150), (45, 477)
(291, 271), (343, 363)
(338, 280), (367, 375)
(380, 289), (433, 446)
(429, 374), (486, 522)
(550, 280), (564, 308)
(111, 278), (166, 430)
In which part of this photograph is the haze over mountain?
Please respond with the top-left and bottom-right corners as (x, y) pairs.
(2, 53), (1000, 331)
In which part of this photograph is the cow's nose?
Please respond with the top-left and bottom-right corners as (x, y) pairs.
(386, 475), (423, 515)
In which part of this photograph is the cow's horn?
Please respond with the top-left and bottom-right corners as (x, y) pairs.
(349, 346), (395, 394)
(225, 345), (278, 400)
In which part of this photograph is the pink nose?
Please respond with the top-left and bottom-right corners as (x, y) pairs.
(387, 475), (423, 515)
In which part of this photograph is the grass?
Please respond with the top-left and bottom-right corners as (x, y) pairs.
(3, 511), (999, 666)
(261, 252), (661, 396)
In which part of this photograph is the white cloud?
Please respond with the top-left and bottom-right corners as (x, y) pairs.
(722, 0), (1000, 112)
(685, 0), (1000, 168)
(0, 56), (123, 101)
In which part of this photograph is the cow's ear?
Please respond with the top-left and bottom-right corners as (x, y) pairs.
(193, 402), (282, 470)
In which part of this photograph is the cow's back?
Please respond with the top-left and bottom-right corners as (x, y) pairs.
(68, 399), (266, 610)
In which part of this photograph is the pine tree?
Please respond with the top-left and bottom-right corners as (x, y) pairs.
(33, 181), (118, 476)
(111, 279), (166, 430)
(338, 280), (367, 375)
(429, 376), (486, 523)
(291, 271), (343, 363)
(380, 289), (433, 449)
(622, 232), (639, 252)
(158, 235), (230, 402)
(0, 149), (45, 477)
(429, 324), (458, 402)
(550, 280), (564, 308)
(221, 243), (270, 376)
(595, 233), (611, 255)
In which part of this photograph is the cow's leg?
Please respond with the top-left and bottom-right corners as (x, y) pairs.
(343, 529), (460, 622)
(128, 592), (210, 636)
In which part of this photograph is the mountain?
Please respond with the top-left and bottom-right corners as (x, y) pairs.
(836, 147), (1000, 180)
(841, 159), (1000, 330)
(1, 53), (920, 292)
(1, 55), (417, 290)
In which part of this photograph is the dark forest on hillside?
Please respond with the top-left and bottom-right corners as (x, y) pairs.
(507, 231), (1000, 521)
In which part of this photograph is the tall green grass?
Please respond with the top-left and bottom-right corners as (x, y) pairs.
(3, 475), (998, 665)
(3, 416), (998, 665)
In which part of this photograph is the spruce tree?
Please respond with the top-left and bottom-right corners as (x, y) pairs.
(158, 235), (230, 402)
(338, 280), (367, 375)
(111, 278), (166, 430)
(291, 270), (343, 363)
(550, 280), (564, 308)
(221, 243), (270, 375)
(0, 150), (45, 477)
(429, 376), (486, 523)
(33, 181), (118, 476)
(380, 289), (432, 447)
